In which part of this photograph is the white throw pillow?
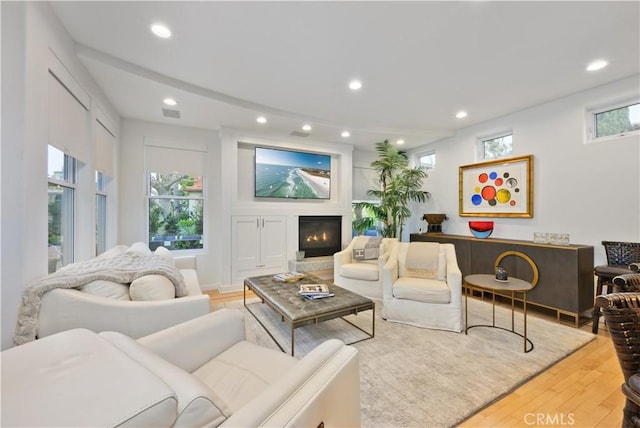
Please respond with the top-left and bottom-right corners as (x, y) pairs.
(127, 241), (152, 256)
(399, 247), (446, 280)
(154, 246), (175, 266)
(78, 280), (131, 301)
(129, 275), (176, 301)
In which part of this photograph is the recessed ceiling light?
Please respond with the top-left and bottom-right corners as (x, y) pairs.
(348, 80), (362, 91)
(256, 116), (267, 124)
(163, 97), (177, 106)
(302, 124), (312, 131)
(341, 130), (350, 138)
(151, 23), (172, 39)
(456, 111), (468, 119)
(586, 59), (608, 72)
(396, 139), (405, 145)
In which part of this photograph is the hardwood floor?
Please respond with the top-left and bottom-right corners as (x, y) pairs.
(205, 290), (624, 427)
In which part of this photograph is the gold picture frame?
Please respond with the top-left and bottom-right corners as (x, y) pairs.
(459, 154), (533, 218)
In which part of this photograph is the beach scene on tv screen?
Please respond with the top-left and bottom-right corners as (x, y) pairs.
(255, 147), (331, 199)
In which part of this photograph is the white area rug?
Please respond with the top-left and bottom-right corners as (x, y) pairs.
(215, 298), (595, 428)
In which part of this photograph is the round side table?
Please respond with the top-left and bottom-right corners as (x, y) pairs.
(464, 273), (534, 353)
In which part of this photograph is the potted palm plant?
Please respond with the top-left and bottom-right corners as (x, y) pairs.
(353, 140), (430, 239)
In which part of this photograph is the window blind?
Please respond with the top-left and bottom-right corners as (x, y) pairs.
(353, 165), (379, 200)
(48, 71), (89, 162)
(145, 144), (206, 177)
(94, 120), (115, 177)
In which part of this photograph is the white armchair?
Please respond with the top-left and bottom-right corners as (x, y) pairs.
(2, 309), (361, 427)
(382, 241), (463, 332)
(334, 236), (395, 300)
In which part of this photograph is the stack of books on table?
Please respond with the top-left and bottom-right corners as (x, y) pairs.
(273, 272), (305, 283)
(298, 283), (334, 300)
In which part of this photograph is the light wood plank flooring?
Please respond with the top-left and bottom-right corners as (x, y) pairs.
(205, 290), (624, 427)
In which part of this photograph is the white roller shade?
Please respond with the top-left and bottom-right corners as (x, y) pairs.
(145, 145), (206, 176)
(94, 120), (115, 176)
(353, 165), (379, 200)
(48, 72), (88, 162)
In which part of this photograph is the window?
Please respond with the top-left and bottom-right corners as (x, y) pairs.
(480, 133), (513, 160)
(48, 145), (76, 272)
(95, 171), (107, 256)
(352, 201), (380, 237)
(590, 101), (640, 140)
(148, 173), (204, 251)
(418, 152), (436, 170)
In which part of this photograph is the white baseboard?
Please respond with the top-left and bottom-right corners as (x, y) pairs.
(218, 283), (244, 293)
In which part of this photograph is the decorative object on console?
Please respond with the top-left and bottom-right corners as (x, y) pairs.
(422, 213), (448, 232)
(468, 221), (494, 239)
(459, 154), (533, 218)
(254, 146), (331, 199)
(533, 232), (550, 243)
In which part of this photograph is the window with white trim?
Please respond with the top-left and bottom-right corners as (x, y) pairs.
(148, 173), (204, 250)
(418, 152), (436, 170)
(48, 145), (76, 272)
(587, 100), (640, 142)
(479, 133), (513, 160)
(145, 145), (207, 251)
(95, 171), (107, 256)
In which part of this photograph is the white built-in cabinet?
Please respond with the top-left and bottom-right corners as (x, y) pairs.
(231, 215), (287, 283)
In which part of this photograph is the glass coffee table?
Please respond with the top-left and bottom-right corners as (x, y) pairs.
(464, 274), (534, 353)
(244, 274), (375, 356)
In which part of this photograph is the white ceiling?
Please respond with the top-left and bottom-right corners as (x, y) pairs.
(50, 1), (640, 151)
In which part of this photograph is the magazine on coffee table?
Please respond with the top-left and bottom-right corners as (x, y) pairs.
(298, 283), (334, 299)
(273, 272), (305, 282)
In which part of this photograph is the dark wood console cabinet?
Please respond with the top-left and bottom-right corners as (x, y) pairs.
(410, 233), (594, 327)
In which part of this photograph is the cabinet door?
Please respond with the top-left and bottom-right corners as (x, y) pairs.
(261, 216), (287, 267)
(232, 216), (261, 270)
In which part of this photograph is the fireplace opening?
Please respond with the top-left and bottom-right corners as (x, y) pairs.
(298, 216), (342, 257)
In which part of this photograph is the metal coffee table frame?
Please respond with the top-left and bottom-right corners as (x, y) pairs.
(244, 274), (375, 356)
(464, 273), (534, 353)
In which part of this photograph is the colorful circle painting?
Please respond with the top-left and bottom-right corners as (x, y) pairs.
(469, 167), (520, 208)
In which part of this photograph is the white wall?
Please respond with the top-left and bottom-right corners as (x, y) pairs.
(403, 75), (640, 266)
(1, 2), (120, 350)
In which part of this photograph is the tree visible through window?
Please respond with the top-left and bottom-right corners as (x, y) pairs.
(48, 145), (76, 272)
(482, 134), (513, 160)
(595, 102), (640, 138)
(96, 171), (107, 256)
(148, 173), (204, 250)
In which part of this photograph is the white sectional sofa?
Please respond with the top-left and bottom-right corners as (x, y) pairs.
(36, 242), (211, 340)
(1, 309), (361, 427)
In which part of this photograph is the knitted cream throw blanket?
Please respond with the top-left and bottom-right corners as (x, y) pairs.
(14, 252), (188, 345)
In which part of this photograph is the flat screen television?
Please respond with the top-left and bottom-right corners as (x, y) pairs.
(255, 147), (331, 199)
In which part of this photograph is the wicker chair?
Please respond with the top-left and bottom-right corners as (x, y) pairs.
(596, 290), (640, 428)
(593, 241), (640, 333)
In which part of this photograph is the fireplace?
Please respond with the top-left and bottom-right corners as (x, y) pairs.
(298, 216), (342, 257)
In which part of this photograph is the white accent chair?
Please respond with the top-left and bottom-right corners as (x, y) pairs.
(334, 236), (395, 300)
(1, 309), (361, 427)
(381, 241), (463, 332)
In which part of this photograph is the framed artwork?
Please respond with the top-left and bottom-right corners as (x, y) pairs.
(459, 154), (533, 218)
